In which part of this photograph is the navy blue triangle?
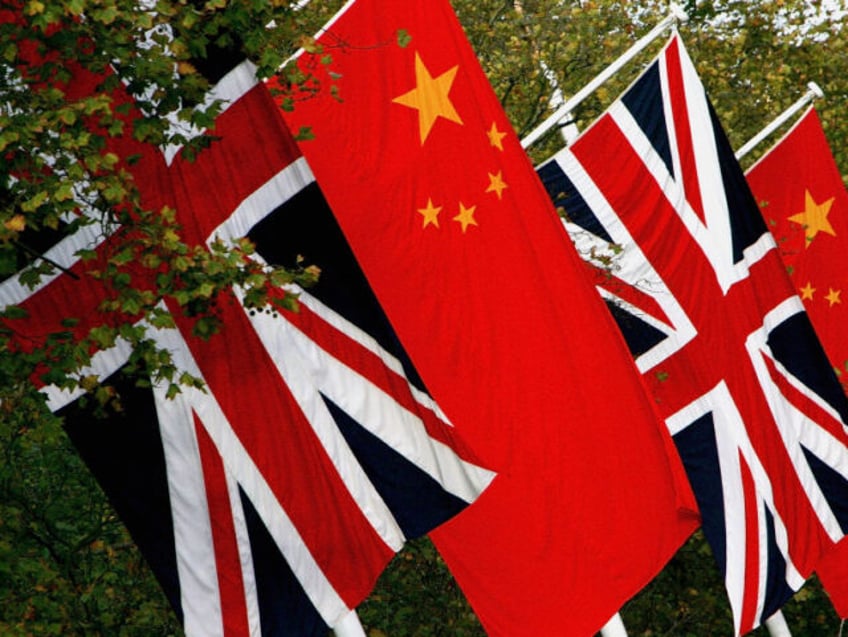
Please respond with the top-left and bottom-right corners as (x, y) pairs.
(322, 394), (468, 539)
(536, 160), (614, 242)
(239, 488), (329, 637)
(62, 370), (183, 621)
(622, 62), (674, 181)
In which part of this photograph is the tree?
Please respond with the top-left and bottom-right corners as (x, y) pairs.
(2, 0), (848, 634)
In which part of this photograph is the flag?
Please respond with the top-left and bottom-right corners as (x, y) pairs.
(4, 27), (494, 636)
(280, 2), (699, 635)
(745, 106), (848, 618)
(537, 35), (848, 635)
(746, 107), (848, 397)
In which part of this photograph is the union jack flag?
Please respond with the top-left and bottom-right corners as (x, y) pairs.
(4, 40), (493, 637)
(538, 35), (848, 635)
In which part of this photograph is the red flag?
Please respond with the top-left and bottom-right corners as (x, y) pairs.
(281, 2), (698, 634)
(746, 106), (848, 618)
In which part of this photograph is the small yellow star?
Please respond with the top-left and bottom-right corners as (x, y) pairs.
(826, 288), (842, 307)
(418, 198), (442, 229)
(486, 170), (508, 200)
(453, 202), (478, 233)
(788, 189), (837, 247)
(487, 122), (507, 151)
(799, 281), (816, 300)
(392, 52), (463, 144)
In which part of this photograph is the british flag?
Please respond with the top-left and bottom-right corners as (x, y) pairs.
(538, 35), (848, 635)
(4, 39), (493, 637)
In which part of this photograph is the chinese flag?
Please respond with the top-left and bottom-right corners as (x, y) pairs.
(747, 107), (848, 389)
(280, 1), (698, 634)
(746, 107), (848, 618)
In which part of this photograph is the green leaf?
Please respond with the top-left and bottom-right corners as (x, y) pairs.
(24, 0), (44, 15)
(295, 126), (314, 141)
(89, 326), (116, 349)
(21, 190), (48, 212)
(1, 305), (29, 320)
(397, 29), (412, 48)
(66, 0), (84, 15)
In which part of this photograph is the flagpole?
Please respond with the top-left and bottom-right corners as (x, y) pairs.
(765, 610), (793, 637)
(600, 612), (629, 637)
(520, 3), (689, 149)
(735, 81), (823, 160)
(539, 59), (580, 144)
(333, 610), (367, 637)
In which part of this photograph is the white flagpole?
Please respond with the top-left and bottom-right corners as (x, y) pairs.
(520, 3), (689, 149)
(333, 610), (367, 637)
(765, 610), (793, 637)
(600, 612), (630, 637)
(735, 81), (823, 160)
(539, 59), (580, 144)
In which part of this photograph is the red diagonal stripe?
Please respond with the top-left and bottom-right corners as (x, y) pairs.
(763, 352), (848, 444)
(280, 298), (484, 465)
(583, 259), (673, 328)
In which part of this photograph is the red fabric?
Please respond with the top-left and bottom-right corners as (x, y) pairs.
(746, 108), (848, 395)
(194, 417), (252, 636)
(746, 107), (848, 618)
(816, 541), (848, 618)
(281, 2), (698, 634)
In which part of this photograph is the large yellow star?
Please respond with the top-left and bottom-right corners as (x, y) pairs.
(826, 288), (842, 307)
(418, 197), (442, 229)
(788, 189), (836, 247)
(486, 170), (508, 200)
(453, 202), (477, 233)
(799, 281), (816, 300)
(392, 52), (463, 144)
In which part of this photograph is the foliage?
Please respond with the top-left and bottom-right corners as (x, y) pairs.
(0, 0), (331, 429)
(0, 413), (182, 635)
(3, 0), (848, 635)
(357, 538), (486, 637)
(618, 531), (842, 636)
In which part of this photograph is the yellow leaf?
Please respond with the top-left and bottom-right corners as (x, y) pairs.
(4, 215), (26, 233)
(25, 0), (44, 15)
(177, 61), (197, 76)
